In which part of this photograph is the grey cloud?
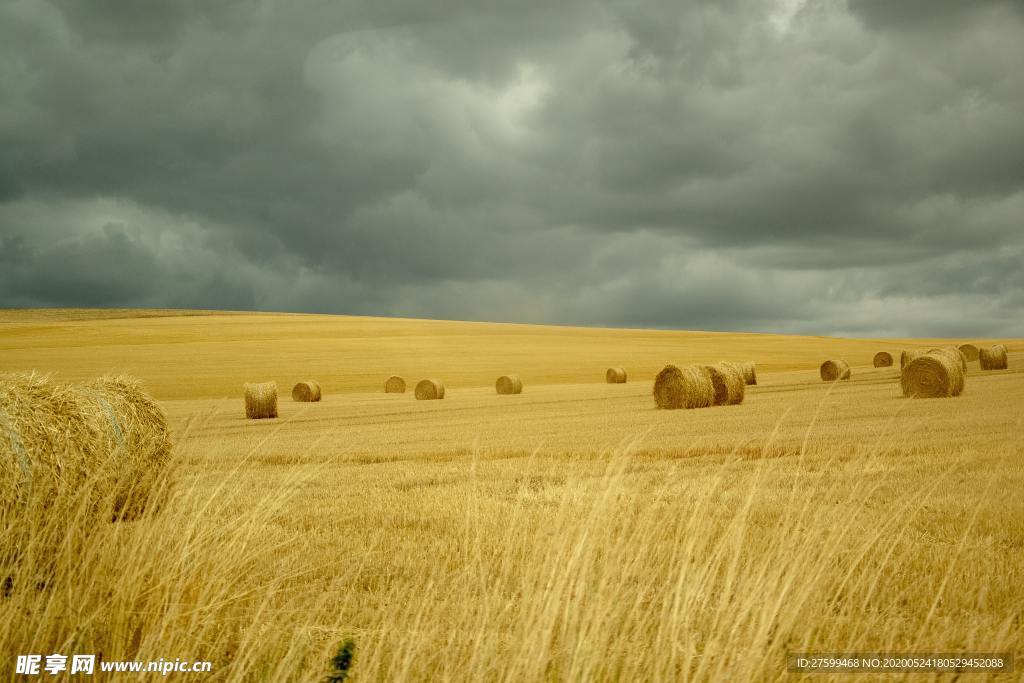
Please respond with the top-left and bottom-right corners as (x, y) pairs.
(1, 0), (1023, 337)
(847, 0), (1024, 32)
(7, 224), (164, 306)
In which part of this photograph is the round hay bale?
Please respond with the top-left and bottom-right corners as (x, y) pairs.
(653, 364), (714, 409)
(928, 347), (967, 372)
(979, 345), (1008, 370)
(495, 374), (523, 395)
(606, 367), (627, 384)
(415, 379), (445, 400)
(738, 361), (757, 386)
(900, 349), (927, 370)
(1, 373), (173, 584)
(384, 375), (407, 393)
(244, 382), (278, 419)
(820, 360), (851, 382)
(873, 351), (894, 368)
(902, 352), (965, 398)
(706, 363), (746, 405)
(84, 376), (172, 518)
(291, 380), (322, 402)
(957, 344), (980, 362)
(0, 372), (172, 521)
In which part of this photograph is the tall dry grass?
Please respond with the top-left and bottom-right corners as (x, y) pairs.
(0, 412), (345, 681)
(2, 401), (1021, 681)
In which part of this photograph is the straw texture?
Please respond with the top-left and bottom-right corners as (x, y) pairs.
(653, 365), (715, 410)
(902, 352), (965, 398)
(244, 382), (278, 419)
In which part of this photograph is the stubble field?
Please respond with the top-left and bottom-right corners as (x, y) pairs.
(1, 309), (1022, 681)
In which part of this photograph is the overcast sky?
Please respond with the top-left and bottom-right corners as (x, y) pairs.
(1, 0), (1022, 337)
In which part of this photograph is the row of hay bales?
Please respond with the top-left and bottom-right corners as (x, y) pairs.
(244, 380), (324, 420)
(243, 374), (527, 419)
(823, 342), (1010, 399)
(246, 363), (761, 417)
(957, 342), (1009, 368)
(652, 361), (754, 410)
(389, 375), (523, 399)
(243, 341), (1006, 418)
(898, 343), (1008, 370)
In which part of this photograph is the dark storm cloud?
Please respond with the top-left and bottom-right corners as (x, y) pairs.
(1, 0), (1022, 336)
(847, 0), (1024, 31)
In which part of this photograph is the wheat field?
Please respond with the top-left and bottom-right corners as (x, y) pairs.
(1, 309), (1022, 681)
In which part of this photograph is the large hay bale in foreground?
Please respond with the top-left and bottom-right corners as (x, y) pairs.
(606, 367), (627, 384)
(902, 352), (965, 398)
(384, 375), (406, 393)
(0, 373), (171, 520)
(873, 351), (894, 368)
(705, 363), (746, 405)
(291, 380), (322, 402)
(928, 346), (967, 372)
(957, 344), (980, 362)
(820, 360), (851, 382)
(900, 349), (927, 370)
(244, 382), (278, 419)
(415, 379), (445, 400)
(979, 344), (1009, 370)
(495, 375), (523, 395)
(653, 365), (715, 409)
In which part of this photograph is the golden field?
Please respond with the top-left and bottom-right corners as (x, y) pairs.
(1, 308), (1022, 681)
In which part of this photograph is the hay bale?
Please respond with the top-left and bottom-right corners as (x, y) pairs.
(606, 367), (627, 384)
(415, 379), (445, 400)
(979, 345), (1008, 370)
(902, 352), (965, 398)
(653, 364), (715, 409)
(384, 375), (406, 393)
(1, 373), (172, 586)
(0, 372), (171, 520)
(928, 347), (967, 372)
(819, 359), (851, 382)
(291, 380), (322, 402)
(244, 382), (278, 419)
(738, 361), (757, 386)
(706, 363), (746, 405)
(873, 351), (894, 368)
(495, 374), (523, 395)
(957, 344), (980, 362)
(900, 349), (927, 370)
